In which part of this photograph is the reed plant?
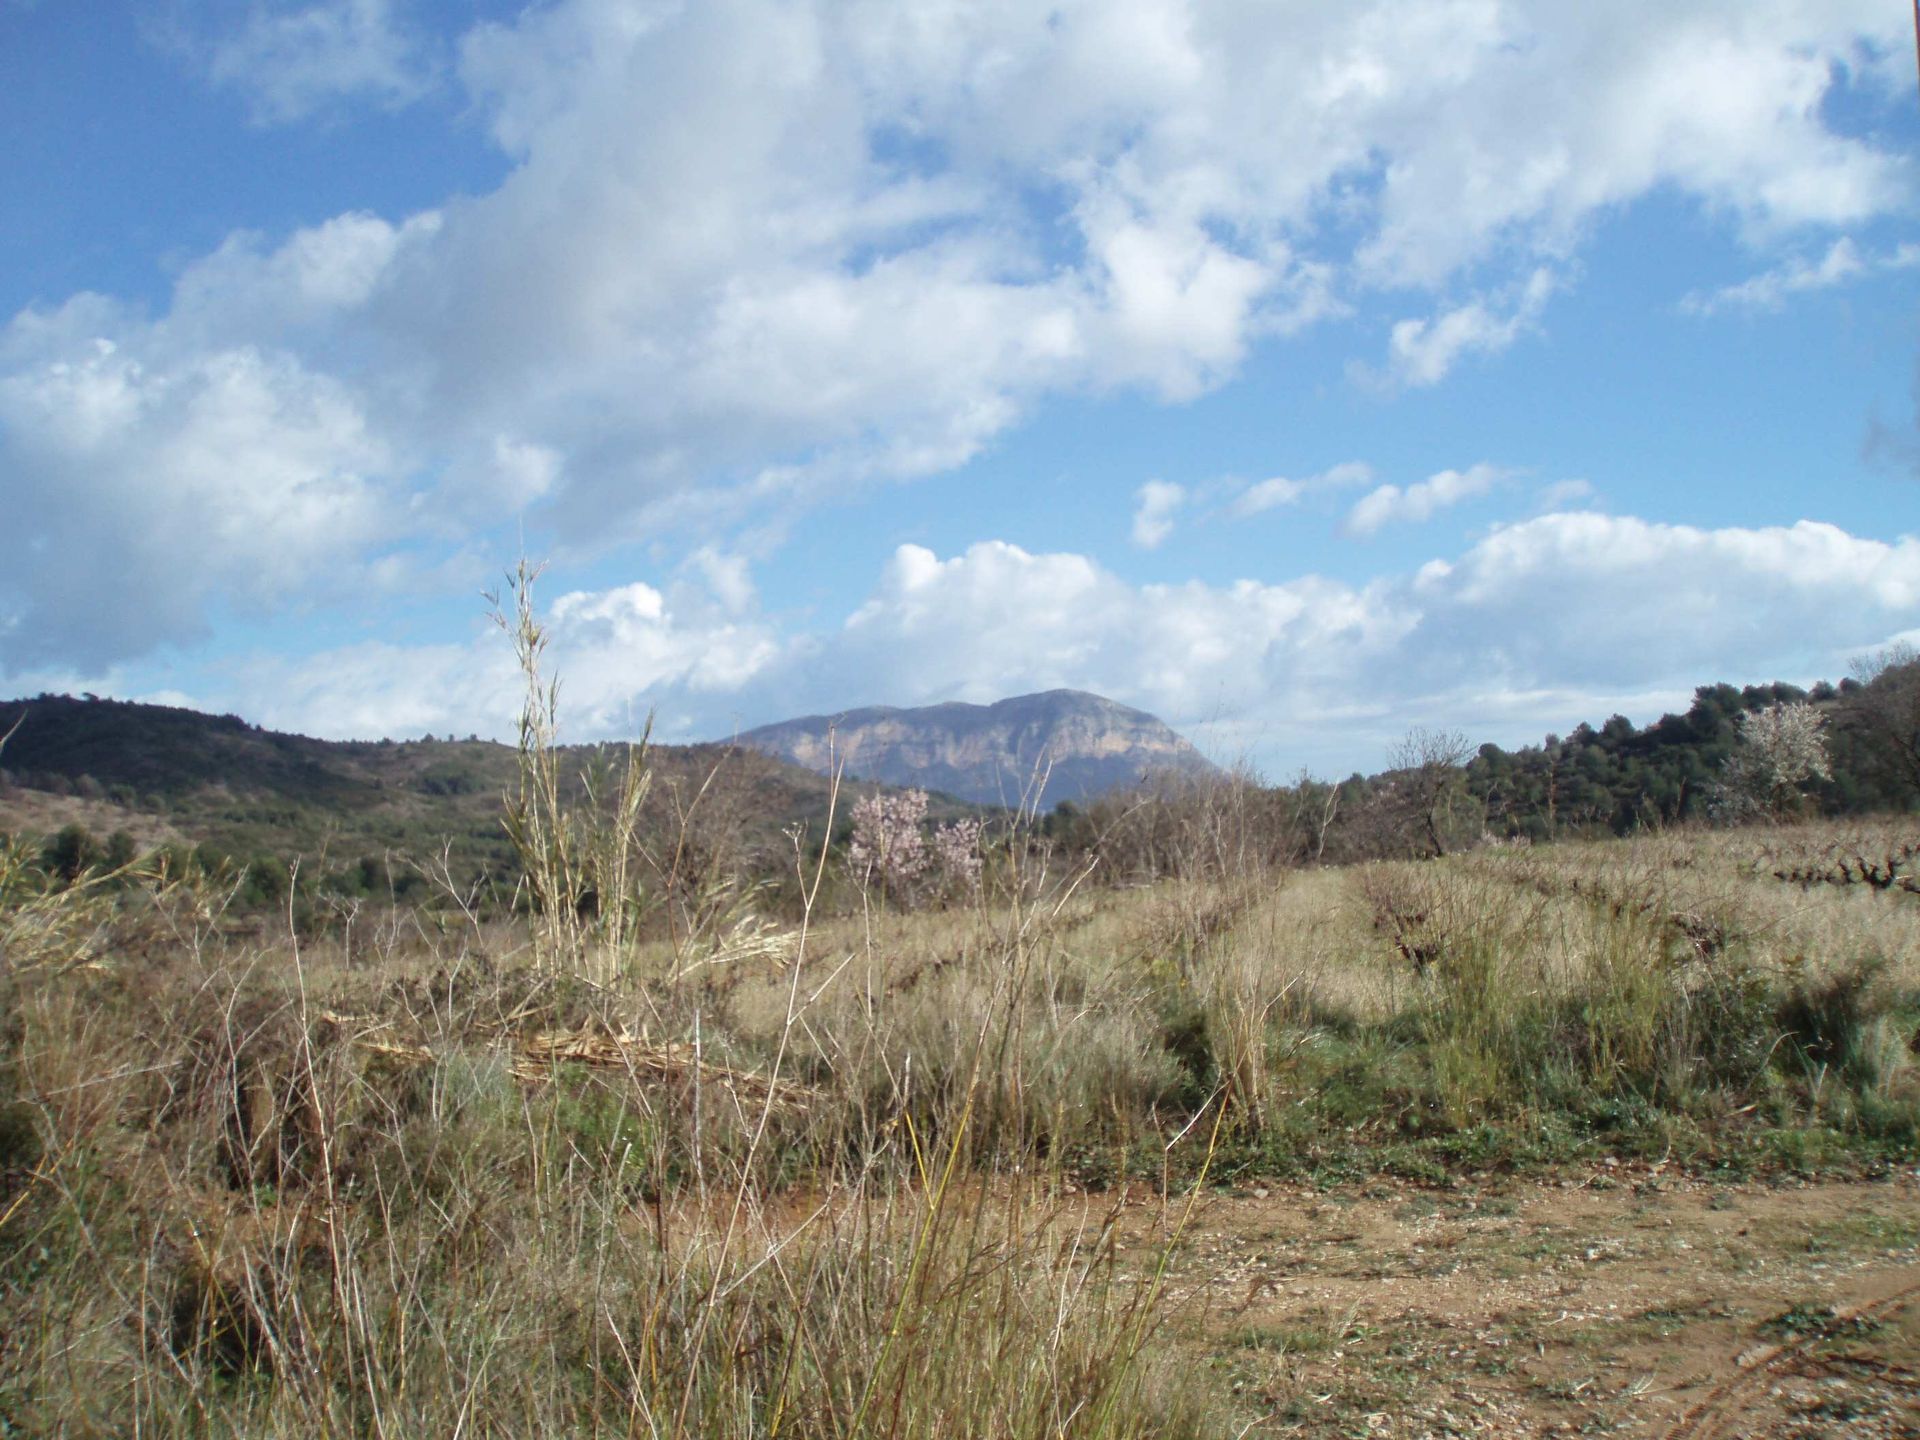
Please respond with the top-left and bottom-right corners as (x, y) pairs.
(490, 558), (653, 981)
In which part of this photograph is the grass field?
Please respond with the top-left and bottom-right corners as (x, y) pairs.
(2, 808), (1917, 1435)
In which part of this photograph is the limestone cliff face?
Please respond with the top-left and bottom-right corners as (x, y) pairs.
(731, 690), (1217, 809)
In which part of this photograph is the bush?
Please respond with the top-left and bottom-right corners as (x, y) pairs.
(1775, 956), (1912, 1094)
(39, 823), (99, 885)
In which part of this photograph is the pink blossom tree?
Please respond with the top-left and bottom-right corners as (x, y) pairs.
(848, 789), (929, 901)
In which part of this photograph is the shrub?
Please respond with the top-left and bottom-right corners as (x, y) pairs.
(1775, 956), (1911, 1094)
(848, 787), (930, 902)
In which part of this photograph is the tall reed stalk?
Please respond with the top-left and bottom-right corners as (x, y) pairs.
(490, 558), (653, 980)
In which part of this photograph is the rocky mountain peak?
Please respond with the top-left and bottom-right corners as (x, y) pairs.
(730, 689), (1217, 809)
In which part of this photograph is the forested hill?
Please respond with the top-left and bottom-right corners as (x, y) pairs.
(0, 693), (974, 907)
(1036, 658), (1918, 881)
(1465, 670), (1918, 840)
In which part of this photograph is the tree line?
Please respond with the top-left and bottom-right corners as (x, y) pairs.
(1050, 646), (1920, 883)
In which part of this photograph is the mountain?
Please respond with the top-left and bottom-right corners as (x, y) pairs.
(730, 689), (1219, 809)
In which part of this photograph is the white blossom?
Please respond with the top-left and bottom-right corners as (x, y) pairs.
(931, 816), (985, 897)
(1713, 701), (1830, 819)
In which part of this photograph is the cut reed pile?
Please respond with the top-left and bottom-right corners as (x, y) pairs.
(321, 1013), (820, 1111)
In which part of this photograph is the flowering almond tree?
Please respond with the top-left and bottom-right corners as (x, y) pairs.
(849, 789), (985, 905)
(848, 789), (930, 901)
(1714, 701), (1831, 820)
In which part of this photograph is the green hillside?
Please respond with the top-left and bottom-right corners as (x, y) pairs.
(0, 694), (975, 914)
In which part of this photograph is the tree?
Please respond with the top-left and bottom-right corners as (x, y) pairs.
(1712, 701), (1831, 820)
(848, 789), (930, 902)
(103, 829), (139, 871)
(41, 823), (100, 884)
(1844, 642), (1920, 801)
(1286, 768), (1342, 864)
(847, 790), (989, 905)
(1386, 727), (1475, 858)
(929, 814), (986, 898)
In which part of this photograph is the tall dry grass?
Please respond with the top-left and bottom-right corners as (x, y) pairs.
(0, 636), (1229, 1437)
(0, 823), (1242, 1435)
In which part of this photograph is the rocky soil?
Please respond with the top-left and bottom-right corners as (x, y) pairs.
(1103, 1165), (1920, 1436)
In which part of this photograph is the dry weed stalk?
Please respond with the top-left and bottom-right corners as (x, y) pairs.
(489, 558), (653, 980)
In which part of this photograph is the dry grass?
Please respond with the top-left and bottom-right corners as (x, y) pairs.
(0, 858), (1222, 1437)
(3, 805), (1918, 1434)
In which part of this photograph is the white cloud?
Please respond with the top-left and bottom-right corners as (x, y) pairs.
(231, 565), (784, 743)
(1536, 478), (1596, 511)
(1079, 207), (1272, 400)
(818, 518), (1920, 770)
(199, 0), (434, 123)
(1131, 480), (1186, 548)
(0, 305), (400, 669)
(1346, 463), (1503, 536)
(1376, 269), (1557, 388)
(1399, 514), (1920, 706)
(475, 436), (562, 509)
(1233, 476), (1307, 514)
(169, 210), (444, 339)
(1231, 460), (1374, 517)
(1349, 5), (1907, 286)
(1681, 237), (1920, 314)
(147, 510), (1920, 778)
(683, 548), (758, 617)
(8, 0), (1915, 672)
(829, 540), (1411, 727)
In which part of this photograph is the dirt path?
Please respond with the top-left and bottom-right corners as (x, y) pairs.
(1120, 1166), (1920, 1436)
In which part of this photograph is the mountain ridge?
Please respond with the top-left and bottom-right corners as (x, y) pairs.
(730, 688), (1218, 809)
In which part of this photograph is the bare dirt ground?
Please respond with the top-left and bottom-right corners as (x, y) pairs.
(1120, 1165), (1920, 1437)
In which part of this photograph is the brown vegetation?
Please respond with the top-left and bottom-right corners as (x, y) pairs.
(2, 618), (1916, 1434)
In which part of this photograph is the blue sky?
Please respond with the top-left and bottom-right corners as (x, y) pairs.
(4, 0), (1919, 777)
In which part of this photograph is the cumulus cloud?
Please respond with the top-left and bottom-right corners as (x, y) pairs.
(232, 565), (784, 743)
(1375, 269), (1558, 388)
(0, 206), (457, 671)
(1536, 478), (1596, 511)
(148, 511), (1920, 778)
(168, 210), (445, 337)
(1399, 515), (1920, 706)
(828, 540), (1412, 727)
(1681, 236), (1920, 314)
(0, 307), (400, 669)
(1131, 480), (1186, 548)
(820, 518), (1920, 769)
(683, 548), (759, 618)
(1346, 464), (1504, 536)
(6, 0), (1914, 672)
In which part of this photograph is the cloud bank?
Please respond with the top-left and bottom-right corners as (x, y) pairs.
(145, 512), (1920, 777)
(3, 0), (1909, 673)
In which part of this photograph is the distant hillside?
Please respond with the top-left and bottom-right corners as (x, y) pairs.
(1464, 675), (1917, 838)
(0, 694), (973, 903)
(732, 689), (1218, 809)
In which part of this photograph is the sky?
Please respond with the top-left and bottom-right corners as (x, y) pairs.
(3, 0), (1919, 779)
